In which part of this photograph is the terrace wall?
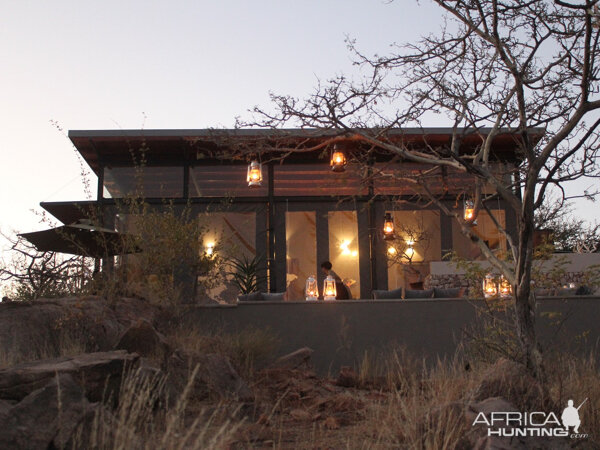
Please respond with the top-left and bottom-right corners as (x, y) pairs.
(179, 297), (600, 374)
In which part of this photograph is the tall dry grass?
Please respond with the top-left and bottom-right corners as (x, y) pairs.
(71, 365), (245, 449)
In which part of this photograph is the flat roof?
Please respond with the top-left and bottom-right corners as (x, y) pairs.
(68, 127), (544, 175)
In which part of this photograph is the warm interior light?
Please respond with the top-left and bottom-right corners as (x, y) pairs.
(388, 246), (397, 255)
(383, 212), (395, 240)
(305, 275), (318, 301)
(330, 145), (347, 172)
(247, 161), (262, 187)
(323, 275), (337, 301)
(205, 243), (215, 257)
(406, 239), (415, 248)
(340, 240), (357, 257)
(405, 247), (415, 258)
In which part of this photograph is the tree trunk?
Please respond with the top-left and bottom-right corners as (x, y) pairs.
(514, 184), (544, 379)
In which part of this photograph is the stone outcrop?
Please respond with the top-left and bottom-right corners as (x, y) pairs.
(166, 350), (253, 403)
(0, 296), (162, 360)
(115, 319), (171, 360)
(0, 374), (94, 450)
(0, 350), (139, 402)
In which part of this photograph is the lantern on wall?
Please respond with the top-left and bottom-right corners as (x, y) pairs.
(483, 273), (498, 298)
(499, 275), (512, 298)
(247, 161), (262, 187)
(330, 145), (347, 172)
(383, 212), (395, 240)
(305, 276), (318, 301)
(464, 198), (476, 224)
(323, 275), (337, 301)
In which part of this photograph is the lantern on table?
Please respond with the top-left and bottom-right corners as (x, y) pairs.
(305, 275), (318, 301)
(499, 275), (512, 298)
(483, 273), (498, 298)
(323, 275), (337, 301)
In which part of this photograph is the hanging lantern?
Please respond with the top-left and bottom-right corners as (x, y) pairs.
(247, 161), (262, 187)
(483, 273), (498, 298)
(205, 243), (215, 257)
(383, 212), (395, 240)
(464, 198), (476, 224)
(330, 144), (347, 172)
(499, 275), (512, 298)
(305, 275), (318, 301)
(323, 275), (337, 301)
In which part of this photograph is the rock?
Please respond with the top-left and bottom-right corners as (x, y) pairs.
(115, 319), (170, 360)
(472, 358), (551, 411)
(166, 350), (253, 403)
(0, 350), (139, 402)
(336, 366), (359, 388)
(271, 347), (314, 370)
(0, 373), (92, 450)
(0, 296), (162, 363)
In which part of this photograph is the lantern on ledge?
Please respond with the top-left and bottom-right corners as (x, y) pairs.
(247, 161), (262, 187)
(383, 213), (395, 240)
(330, 144), (347, 172)
(305, 276), (318, 301)
(323, 275), (337, 301)
(464, 198), (477, 225)
(499, 275), (512, 298)
(483, 273), (498, 298)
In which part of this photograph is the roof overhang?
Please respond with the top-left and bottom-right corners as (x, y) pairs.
(69, 127), (544, 174)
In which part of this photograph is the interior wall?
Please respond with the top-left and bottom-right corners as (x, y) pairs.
(452, 209), (506, 259)
(328, 211), (361, 299)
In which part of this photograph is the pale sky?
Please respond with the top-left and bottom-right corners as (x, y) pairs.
(1, 0), (598, 247)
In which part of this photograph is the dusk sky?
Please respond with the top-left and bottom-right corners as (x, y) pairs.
(1, 0), (598, 247)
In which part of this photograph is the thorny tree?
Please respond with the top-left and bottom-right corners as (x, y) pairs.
(0, 233), (91, 300)
(244, 0), (600, 377)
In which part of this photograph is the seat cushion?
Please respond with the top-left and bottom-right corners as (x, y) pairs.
(433, 287), (465, 298)
(238, 292), (263, 302)
(372, 287), (403, 299)
(261, 292), (286, 302)
(404, 288), (434, 299)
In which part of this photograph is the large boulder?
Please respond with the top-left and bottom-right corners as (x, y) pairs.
(0, 296), (162, 363)
(0, 350), (139, 402)
(0, 373), (93, 450)
(166, 350), (253, 403)
(115, 319), (171, 361)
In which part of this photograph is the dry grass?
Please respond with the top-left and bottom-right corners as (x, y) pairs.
(71, 366), (245, 449)
(167, 325), (280, 379)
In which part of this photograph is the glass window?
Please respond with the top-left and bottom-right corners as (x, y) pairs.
(328, 211), (360, 298)
(386, 210), (441, 290)
(452, 209), (507, 259)
(286, 211), (317, 301)
(104, 166), (183, 198)
(190, 165), (268, 197)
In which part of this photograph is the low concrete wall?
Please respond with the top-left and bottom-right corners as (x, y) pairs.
(179, 297), (600, 374)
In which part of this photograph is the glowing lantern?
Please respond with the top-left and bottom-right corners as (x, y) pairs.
(205, 243), (215, 257)
(387, 246), (397, 255)
(383, 213), (395, 240)
(330, 145), (347, 172)
(483, 273), (498, 298)
(305, 276), (318, 301)
(323, 275), (337, 301)
(247, 161), (262, 187)
(464, 198), (476, 224)
(499, 275), (512, 298)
